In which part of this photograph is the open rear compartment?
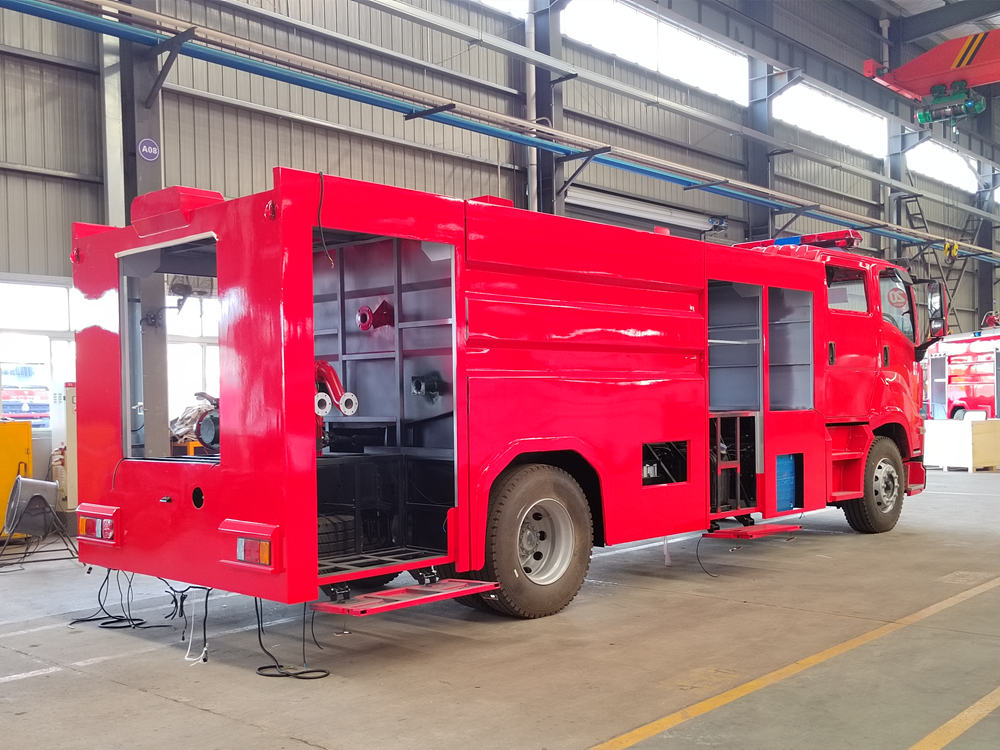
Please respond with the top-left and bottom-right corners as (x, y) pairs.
(707, 281), (762, 518)
(312, 231), (456, 583)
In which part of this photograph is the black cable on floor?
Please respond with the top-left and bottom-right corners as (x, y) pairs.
(69, 570), (168, 630)
(696, 535), (719, 578)
(69, 568), (116, 624)
(253, 598), (329, 680)
(309, 608), (323, 652)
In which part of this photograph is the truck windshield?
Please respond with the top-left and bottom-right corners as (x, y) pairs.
(879, 270), (914, 341)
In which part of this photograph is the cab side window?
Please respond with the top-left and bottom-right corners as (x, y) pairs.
(879, 271), (915, 340)
(826, 266), (868, 312)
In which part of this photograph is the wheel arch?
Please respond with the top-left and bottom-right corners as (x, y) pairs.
(495, 449), (606, 547)
(871, 421), (910, 460)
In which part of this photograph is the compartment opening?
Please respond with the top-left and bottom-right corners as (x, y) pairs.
(119, 236), (221, 460)
(312, 230), (455, 579)
(707, 281), (761, 517)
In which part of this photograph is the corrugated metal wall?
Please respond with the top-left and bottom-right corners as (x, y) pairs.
(562, 40), (747, 241)
(0, 0), (995, 330)
(0, 10), (103, 277)
(158, 0), (524, 202)
(772, 0), (881, 70)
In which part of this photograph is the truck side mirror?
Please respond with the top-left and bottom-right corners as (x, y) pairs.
(927, 280), (949, 339)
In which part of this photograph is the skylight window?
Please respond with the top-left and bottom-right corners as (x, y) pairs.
(561, 0), (750, 106)
(905, 140), (979, 194)
(772, 82), (887, 158)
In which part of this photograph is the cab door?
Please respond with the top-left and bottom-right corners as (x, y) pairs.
(823, 262), (879, 421)
(875, 269), (920, 425)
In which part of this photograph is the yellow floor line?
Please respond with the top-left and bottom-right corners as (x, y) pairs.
(908, 684), (1000, 750)
(592, 575), (1000, 750)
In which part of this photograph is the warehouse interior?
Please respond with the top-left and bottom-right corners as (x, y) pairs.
(2, 0), (1000, 747)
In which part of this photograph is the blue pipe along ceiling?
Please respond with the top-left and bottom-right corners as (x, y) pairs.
(4, 0), (998, 265)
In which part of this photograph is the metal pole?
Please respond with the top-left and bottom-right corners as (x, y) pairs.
(525, 16), (538, 213)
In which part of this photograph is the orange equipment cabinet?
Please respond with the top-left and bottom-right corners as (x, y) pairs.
(0, 420), (33, 533)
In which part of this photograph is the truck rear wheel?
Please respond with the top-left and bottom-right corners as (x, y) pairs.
(484, 464), (593, 618)
(842, 437), (904, 534)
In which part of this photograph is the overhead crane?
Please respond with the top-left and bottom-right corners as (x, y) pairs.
(866, 30), (1000, 128)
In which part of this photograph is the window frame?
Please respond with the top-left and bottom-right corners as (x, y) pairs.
(117, 234), (220, 459)
(825, 265), (871, 315)
(878, 269), (917, 342)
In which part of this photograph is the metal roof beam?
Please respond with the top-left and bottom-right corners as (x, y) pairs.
(356, 0), (999, 225)
(8, 0), (1000, 265)
(897, 1), (1000, 43)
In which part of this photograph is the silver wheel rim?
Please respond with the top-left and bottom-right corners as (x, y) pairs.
(873, 458), (900, 513)
(516, 497), (575, 585)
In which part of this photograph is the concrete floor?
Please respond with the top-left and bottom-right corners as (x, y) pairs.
(1, 471), (999, 750)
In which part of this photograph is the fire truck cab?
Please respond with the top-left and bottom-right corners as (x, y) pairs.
(71, 170), (938, 618)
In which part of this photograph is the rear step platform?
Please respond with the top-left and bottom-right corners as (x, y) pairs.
(312, 579), (499, 617)
(703, 523), (801, 540)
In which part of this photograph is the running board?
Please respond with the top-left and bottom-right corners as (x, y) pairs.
(311, 579), (499, 617)
(703, 523), (801, 540)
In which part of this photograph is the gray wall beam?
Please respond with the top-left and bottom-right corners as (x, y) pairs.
(0, 42), (97, 73)
(162, 83), (522, 174)
(897, 1), (1000, 43)
(565, 109), (746, 170)
(0, 162), (102, 184)
(205, 0), (520, 99)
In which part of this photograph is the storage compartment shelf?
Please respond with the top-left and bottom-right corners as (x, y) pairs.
(313, 234), (456, 582)
(710, 411), (758, 514)
(318, 546), (446, 577)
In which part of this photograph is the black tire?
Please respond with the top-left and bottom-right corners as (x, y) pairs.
(320, 573), (398, 599)
(951, 408), (967, 420)
(483, 464), (593, 619)
(842, 437), (904, 534)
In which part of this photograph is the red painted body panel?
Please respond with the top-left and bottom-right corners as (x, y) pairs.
(924, 329), (1000, 419)
(72, 169), (926, 604)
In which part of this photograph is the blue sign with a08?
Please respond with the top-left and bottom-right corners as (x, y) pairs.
(137, 138), (160, 162)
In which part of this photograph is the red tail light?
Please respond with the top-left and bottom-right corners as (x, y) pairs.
(236, 537), (270, 566)
(78, 515), (113, 540)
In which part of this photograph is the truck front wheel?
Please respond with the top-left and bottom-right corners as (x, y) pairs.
(484, 464), (593, 618)
(842, 437), (904, 534)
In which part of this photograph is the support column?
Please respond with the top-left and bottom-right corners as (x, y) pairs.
(120, 22), (166, 211)
(532, 0), (566, 215)
(975, 222), (995, 327)
(120, 2), (168, 457)
(975, 100), (998, 326)
(743, 1), (773, 240)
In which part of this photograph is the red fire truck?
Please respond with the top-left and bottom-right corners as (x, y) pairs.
(71, 170), (942, 619)
(924, 327), (1000, 420)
